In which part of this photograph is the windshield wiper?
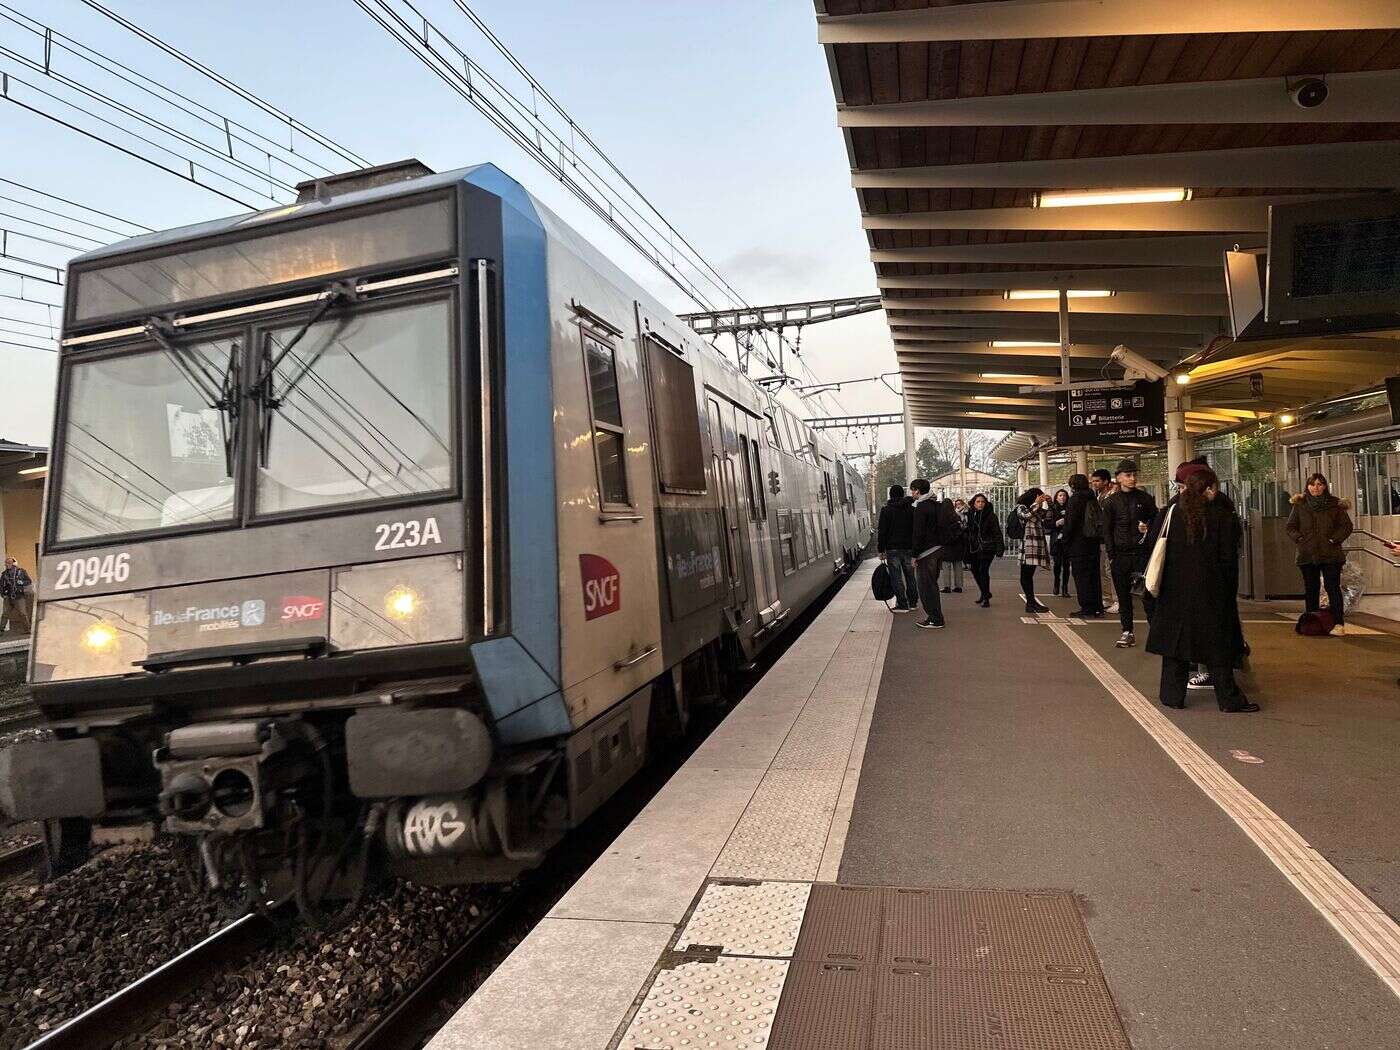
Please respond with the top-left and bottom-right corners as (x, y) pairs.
(143, 318), (242, 475)
(249, 280), (357, 466)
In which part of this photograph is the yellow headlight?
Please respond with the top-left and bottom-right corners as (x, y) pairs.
(81, 622), (118, 652)
(385, 586), (420, 620)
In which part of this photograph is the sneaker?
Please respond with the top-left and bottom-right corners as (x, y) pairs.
(1187, 672), (1213, 690)
(1106, 602), (1120, 614)
(892, 604), (912, 614)
(916, 618), (945, 630)
(1116, 631), (1135, 648)
(1025, 599), (1050, 614)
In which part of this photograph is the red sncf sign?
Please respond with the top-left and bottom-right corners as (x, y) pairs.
(281, 595), (326, 621)
(579, 554), (621, 621)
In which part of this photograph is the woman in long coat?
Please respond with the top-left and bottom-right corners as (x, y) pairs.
(963, 493), (1005, 607)
(1145, 467), (1259, 712)
(1285, 472), (1354, 627)
(1015, 488), (1052, 615)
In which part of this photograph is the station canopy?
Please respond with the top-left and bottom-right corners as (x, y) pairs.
(816, 2), (1400, 446)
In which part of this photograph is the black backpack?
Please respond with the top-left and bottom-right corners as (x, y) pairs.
(1082, 498), (1104, 540)
(871, 562), (895, 602)
(1005, 508), (1025, 540)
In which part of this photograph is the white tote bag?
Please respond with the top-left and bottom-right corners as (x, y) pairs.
(1144, 504), (1174, 597)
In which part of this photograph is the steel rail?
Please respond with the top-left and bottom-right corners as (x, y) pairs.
(0, 839), (42, 879)
(22, 911), (277, 1050)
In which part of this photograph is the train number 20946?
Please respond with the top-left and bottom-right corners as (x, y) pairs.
(374, 517), (442, 551)
(54, 552), (131, 590)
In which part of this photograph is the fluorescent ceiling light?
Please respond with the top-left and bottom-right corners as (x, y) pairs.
(1035, 188), (1191, 209)
(17, 466), (46, 476)
(971, 395), (1001, 401)
(989, 340), (1059, 348)
(981, 373), (1041, 380)
(1005, 289), (1114, 301)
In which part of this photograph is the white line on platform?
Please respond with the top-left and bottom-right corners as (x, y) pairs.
(1049, 623), (1400, 999)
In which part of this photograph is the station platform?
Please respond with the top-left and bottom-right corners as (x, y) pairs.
(428, 558), (1400, 1050)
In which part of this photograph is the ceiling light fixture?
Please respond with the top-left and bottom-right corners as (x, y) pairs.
(989, 340), (1059, 348)
(1005, 289), (1114, 301)
(981, 373), (1041, 380)
(17, 466), (46, 476)
(1172, 372), (1192, 385)
(1034, 188), (1192, 209)
(1277, 412), (1295, 426)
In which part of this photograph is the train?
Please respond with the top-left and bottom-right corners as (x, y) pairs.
(0, 160), (871, 907)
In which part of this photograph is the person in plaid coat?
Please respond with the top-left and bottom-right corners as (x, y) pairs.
(1016, 488), (1053, 614)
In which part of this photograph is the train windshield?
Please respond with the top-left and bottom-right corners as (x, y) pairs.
(52, 337), (240, 543)
(255, 297), (454, 514)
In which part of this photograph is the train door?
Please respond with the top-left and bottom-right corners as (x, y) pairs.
(706, 395), (749, 612)
(820, 456), (837, 564)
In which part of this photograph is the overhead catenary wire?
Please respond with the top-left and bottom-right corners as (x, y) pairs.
(76, 0), (369, 170)
(0, 175), (152, 233)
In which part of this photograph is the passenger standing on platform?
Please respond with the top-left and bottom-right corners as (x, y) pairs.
(964, 493), (1004, 607)
(1286, 473), (1354, 629)
(909, 478), (961, 630)
(1048, 488), (1071, 596)
(1062, 474), (1107, 617)
(876, 484), (918, 614)
(1146, 467), (1259, 713)
(1015, 488), (1052, 615)
(1102, 460), (1159, 648)
(1092, 470), (1118, 614)
(942, 499), (967, 594)
(0, 557), (32, 634)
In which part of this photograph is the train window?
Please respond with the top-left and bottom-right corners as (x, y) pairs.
(72, 196), (455, 324)
(748, 439), (766, 520)
(739, 434), (761, 522)
(777, 510), (795, 574)
(764, 413), (783, 451)
(822, 467), (834, 515)
(582, 333), (630, 507)
(52, 336), (240, 542)
(643, 337), (705, 494)
(255, 298), (454, 515)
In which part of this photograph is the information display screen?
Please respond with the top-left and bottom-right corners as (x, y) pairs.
(1055, 380), (1165, 447)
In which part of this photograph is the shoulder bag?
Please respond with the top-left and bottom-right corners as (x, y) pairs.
(1140, 504), (1175, 597)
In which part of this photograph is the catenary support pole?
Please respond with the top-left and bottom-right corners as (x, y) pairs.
(1017, 463), (1029, 491)
(1166, 395), (1193, 479)
(1039, 447), (1050, 488)
(1076, 448), (1090, 475)
(903, 394), (917, 482)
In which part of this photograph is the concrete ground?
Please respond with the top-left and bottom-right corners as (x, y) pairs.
(841, 557), (1400, 1050)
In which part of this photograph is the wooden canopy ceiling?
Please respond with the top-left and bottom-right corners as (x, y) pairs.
(816, 0), (1400, 440)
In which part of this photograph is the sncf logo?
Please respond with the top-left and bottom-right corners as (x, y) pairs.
(579, 554), (621, 621)
(281, 595), (326, 621)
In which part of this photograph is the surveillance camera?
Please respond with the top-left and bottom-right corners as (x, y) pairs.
(1290, 77), (1328, 109)
(1109, 345), (1169, 383)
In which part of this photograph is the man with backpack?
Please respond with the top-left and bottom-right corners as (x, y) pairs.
(1062, 472), (1107, 617)
(909, 478), (963, 630)
(876, 484), (917, 612)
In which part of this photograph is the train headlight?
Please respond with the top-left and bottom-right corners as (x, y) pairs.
(385, 586), (420, 621)
(329, 553), (463, 652)
(81, 622), (119, 653)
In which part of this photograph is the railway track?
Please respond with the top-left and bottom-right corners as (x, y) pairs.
(22, 912), (279, 1050)
(0, 840), (43, 880)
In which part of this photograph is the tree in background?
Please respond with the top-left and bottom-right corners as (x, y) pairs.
(1234, 426), (1276, 480)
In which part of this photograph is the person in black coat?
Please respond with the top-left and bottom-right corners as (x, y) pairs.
(1145, 466), (1259, 713)
(1046, 488), (1071, 596)
(908, 477), (962, 629)
(875, 484), (917, 612)
(962, 492), (1005, 607)
(1061, 473), (1106, 617)
(1101, 459), (1159, 647)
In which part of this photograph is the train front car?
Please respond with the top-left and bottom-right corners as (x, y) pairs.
(0, 162), (568, 903)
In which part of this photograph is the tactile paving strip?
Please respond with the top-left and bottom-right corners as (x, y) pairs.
(617, 956), (789, 1050)
(710, 770), (842, 881)
(675, 881), (812, 958)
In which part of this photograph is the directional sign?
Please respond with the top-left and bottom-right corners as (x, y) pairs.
(1055, 379), (1166, 446)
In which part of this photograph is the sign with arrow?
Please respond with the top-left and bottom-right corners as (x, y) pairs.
(1055, 379), (1166, 446)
